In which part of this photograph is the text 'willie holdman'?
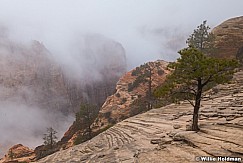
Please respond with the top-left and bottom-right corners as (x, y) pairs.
(195, 156), (242, 162)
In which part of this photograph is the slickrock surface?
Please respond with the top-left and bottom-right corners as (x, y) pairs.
(37, 71), (243, 163)
(212, 16), (243, 59)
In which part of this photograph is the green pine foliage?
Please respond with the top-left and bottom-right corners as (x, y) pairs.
(155, 47), (238, 131)
(128, 62), (164, 109)
(43, 127), (58, 149)
(74, 103), (99, 144)
(129, 62), (164, 92)
(8, 149), (15, 160)
(186, 20), (215, 55)
(75, 103), (99, 124)
(155, 48), (238, 98)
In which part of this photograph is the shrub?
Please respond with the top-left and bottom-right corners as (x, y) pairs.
(121, 98), (127, 104)
(115, 93), (121, 97)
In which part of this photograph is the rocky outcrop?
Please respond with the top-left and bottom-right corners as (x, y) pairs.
(0, 144), (35, 163)
(212, 16), (243, 60)
(92, 60), (170, 131)
(37, 70), (243, 163)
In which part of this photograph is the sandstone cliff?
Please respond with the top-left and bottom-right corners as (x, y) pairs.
(212, 16), (243, 60)
(0, 34), (126, 115)
(36, 70), (243, 163)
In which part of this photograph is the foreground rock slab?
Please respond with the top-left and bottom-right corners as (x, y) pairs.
(37, 70), (243, 162)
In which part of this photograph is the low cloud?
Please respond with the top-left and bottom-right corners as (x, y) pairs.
(0, 101), (74, 156)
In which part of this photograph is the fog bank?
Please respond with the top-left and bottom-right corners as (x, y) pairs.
(0, 0), (242, 69)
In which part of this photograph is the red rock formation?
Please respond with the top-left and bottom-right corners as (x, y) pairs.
(0, 144), (35, 163)
(92, 60), (170, 131)
(212, 16), (243, 59)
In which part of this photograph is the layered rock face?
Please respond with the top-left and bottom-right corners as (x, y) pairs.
(0, 33), (126, 157)
(37, 70), (243, 163)
(0, 39), (70, 113)
(0, 34), (126, 115)
(212, 16), (243, 60)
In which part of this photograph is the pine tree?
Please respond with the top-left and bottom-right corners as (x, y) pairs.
(155, 47), (238, 131)
(8, 149), (15, 160)
(43, 127), (58, 149)
(186, 20), (215, 55)
(75, 103), (99, 139)
(128, 62), (164, 109)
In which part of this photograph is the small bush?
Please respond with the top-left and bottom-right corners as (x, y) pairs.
(128, 83), (134, 92)
(131, 67), (140, 76)
(158, 69), (164, 76)
(115, 93), (121, 97)
(103, 112), (111, 119)
(74, 134), (90, 145)
(121, 98), (127, 104)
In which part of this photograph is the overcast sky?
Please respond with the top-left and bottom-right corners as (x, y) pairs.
(0, 0), (242, 68)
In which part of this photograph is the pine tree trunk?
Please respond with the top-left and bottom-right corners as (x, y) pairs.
(87, 126), (92, 139)
(192, 105), (200, 131)
(192, 80), (202, 131)
(50, 131), (53, 149)
(148, 69), (152, 110)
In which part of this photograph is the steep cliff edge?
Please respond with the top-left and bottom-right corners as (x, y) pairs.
(0, 33), (126, 158)
(212, 16), (243, 60)
(0, 34), (126, 115)
(36, 70), (243, 163)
